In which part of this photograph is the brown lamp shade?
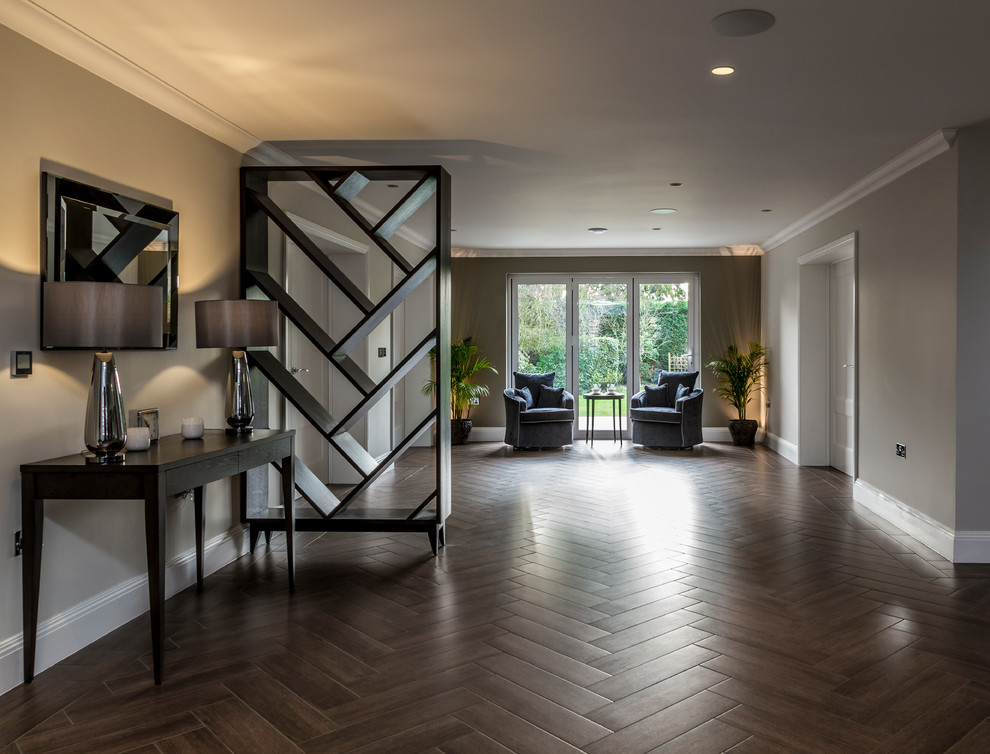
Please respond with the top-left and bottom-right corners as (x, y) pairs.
(195, 299), (278, 348)
(43, 281), (163, 349)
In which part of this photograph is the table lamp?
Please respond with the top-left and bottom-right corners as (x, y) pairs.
(195, 299), (278, 433)
(43, 281), (164, 462)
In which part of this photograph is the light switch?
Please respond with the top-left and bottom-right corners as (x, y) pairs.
(10, 351), (32, 377)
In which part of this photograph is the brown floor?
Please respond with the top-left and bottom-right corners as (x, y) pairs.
(6, 441), (990, 753)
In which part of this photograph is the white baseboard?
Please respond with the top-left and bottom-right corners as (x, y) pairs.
(763, 432), (799, 464)
(0, 524), (250, 696)
(853, 479), (955, 561)
(703, 427), (731, 443)
(952, 531), (990, 563)
(701, 426), (766, 444)
(468, 426), (504, 442)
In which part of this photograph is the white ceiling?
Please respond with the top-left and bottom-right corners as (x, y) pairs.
(8, 0), (990, 252)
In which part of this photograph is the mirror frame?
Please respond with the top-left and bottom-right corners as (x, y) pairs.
(41, 172), (179, 350)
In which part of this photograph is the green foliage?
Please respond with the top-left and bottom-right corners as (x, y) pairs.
(706, 341), (768, 421)
(423, 337), (498, 421)
(579, 286), (626, 392)
(639, 299), (689, 384)
(517, 284), (567, 387)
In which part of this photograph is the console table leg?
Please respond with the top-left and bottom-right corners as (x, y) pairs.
(281, 450), (295, 590)
(21, 474), (42, 683)
(144, 477), (167, 684)
(193, 487), (205, 592)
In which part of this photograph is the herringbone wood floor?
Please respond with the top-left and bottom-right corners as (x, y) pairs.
(6, 441), (990, 753)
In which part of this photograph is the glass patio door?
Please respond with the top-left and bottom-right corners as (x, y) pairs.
(637, 280), (694, 386)
(578, 282), (629, 433)
(511, 274), (698, 439)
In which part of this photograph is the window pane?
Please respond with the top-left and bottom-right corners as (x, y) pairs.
(639, 282), (691, 385)
(578, 283), (627, 429)
(516, 283), (567, 387)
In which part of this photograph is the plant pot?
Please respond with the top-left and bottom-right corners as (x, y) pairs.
(728, 419), (759, 446)
(451, 419), (473, 446)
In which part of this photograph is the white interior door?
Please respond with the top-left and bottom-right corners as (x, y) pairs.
(829, 258), (855, 474)
(284, 239), (330, 483)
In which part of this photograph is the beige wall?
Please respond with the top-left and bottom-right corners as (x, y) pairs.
(0, 26), (241, 690)
(452, 255), (761, 427)
(762, 147), (958, 529)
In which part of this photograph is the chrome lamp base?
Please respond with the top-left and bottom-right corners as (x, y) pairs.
(84, 352), (127, 462)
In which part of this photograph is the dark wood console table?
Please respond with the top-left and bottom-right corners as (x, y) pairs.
(20, 429), (295, 685)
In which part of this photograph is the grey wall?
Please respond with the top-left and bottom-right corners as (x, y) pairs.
(763, 147), (958, 529)
(452, 255), (761, 427)
(0, 26), (241, 692)
(956, 125), (990, 531)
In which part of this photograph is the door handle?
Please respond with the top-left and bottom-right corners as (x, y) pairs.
(842, 364), (855, 368)
(290, 366), (310, 374)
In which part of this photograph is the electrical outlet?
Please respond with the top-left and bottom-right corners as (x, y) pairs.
(377, 347), (387, 358)
(896, 443), (906, 459)
(14, 531), (22, 557)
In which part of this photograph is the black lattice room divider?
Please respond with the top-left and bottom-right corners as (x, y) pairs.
(239, 166), (451, 553)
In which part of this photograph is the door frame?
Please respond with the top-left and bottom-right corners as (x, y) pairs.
(508, 273), (700, 438)
(797, 233), (858, 475)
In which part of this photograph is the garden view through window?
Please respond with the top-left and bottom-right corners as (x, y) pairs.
(512, 276), (696, 434)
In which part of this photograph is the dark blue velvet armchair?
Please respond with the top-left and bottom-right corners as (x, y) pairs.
(629, 370), (704, 449)
(503, 371), (575, 449)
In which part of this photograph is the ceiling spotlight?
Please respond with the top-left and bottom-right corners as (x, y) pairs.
(761, 209), (772, 213)
(650, 208), (678, 215)
(588, 227), (608, 234)
(711, 66), (736, 76)
(386, 183), (399, 188)
(711, 9), (776, 37)
(652, 227), (662, 231)
(669, 182), (683, 187)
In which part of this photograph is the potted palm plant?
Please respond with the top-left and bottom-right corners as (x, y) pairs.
(423, 337), (497, 445)
(706, 341), (768, 446)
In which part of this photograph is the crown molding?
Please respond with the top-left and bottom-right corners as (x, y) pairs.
(285, 212), (368, 254)
(245, 144), (435, 251)
(452, 245), (761, 258)
(763, 129), (958, 251)
(2, 0), (262, 153)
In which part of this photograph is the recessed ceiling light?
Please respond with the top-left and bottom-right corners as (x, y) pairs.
(711, 9), (775, 37)
(386, 183), (399, 188)
(652, 227), (662, 231)
(711, 66), (735, 76)
(650, 208), (678, 215)
(669, 182), (683, 187)
(761, 209), (772, 213)
(588, 227), (608, 234)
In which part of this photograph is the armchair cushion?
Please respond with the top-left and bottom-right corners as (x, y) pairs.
(519, 407), (574, 423)
(644, 384), (668, 407)
(630, 406), (682, 424)
(514, 386), (535, 408)
(537, 385), (565, 408)
(513, 371), (555, 404)
(675, 383), (692, 403)
(658, 370), (699, 407)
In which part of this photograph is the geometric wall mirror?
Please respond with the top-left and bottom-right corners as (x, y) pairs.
(41, 172), (179, 349)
